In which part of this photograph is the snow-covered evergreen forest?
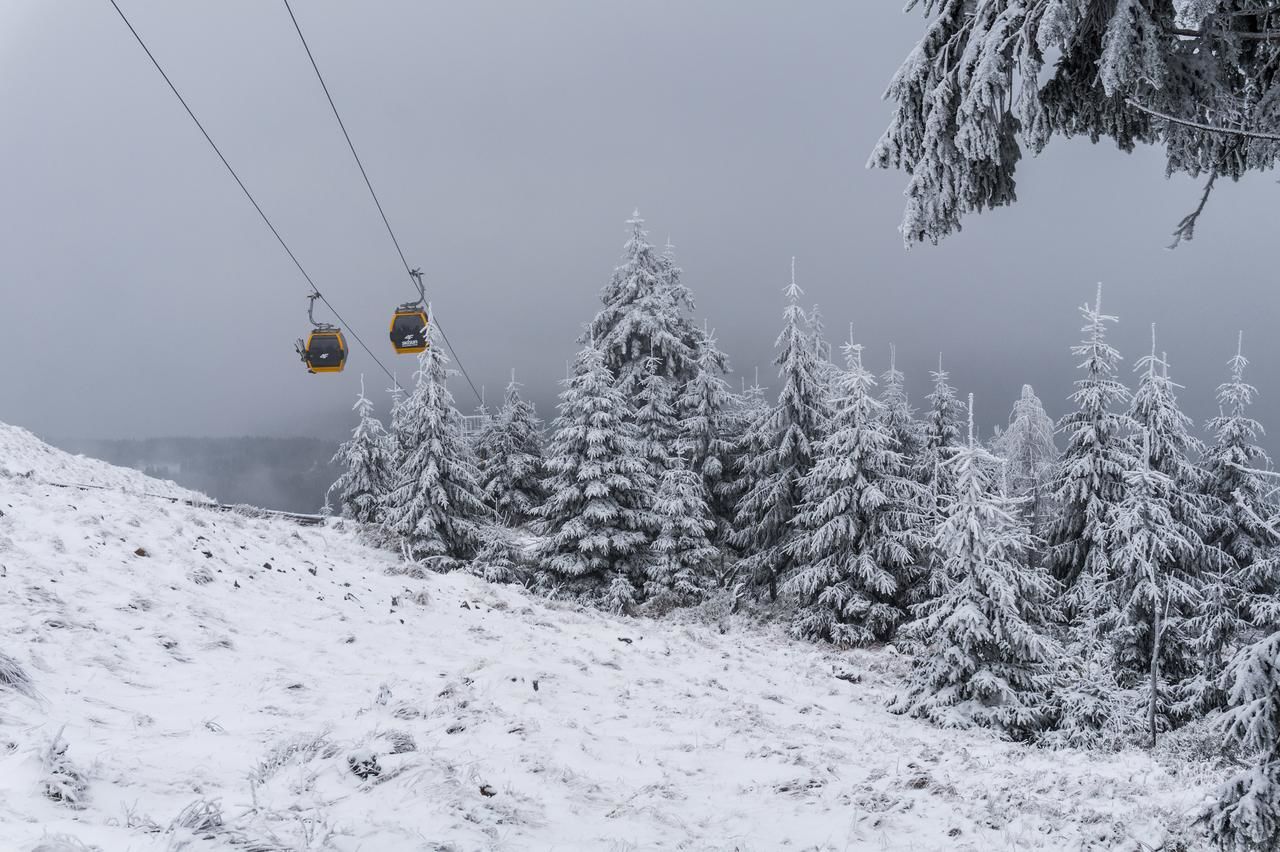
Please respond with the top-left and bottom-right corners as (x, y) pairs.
(326, 213), (1280, 850)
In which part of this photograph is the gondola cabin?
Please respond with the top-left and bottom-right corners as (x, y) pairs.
(302, 328), (348, 373)
(390, 308), (429, 355)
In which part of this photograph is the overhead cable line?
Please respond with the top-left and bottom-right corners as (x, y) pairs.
(280, 0), (484, 405)
(105, 0), (399, 388)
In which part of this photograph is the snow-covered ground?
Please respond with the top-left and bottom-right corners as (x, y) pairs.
(0, 426), (1221, 850)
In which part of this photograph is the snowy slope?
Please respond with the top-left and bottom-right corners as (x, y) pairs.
(0, 429), (1221, 851)
(0, 423), (204, 502)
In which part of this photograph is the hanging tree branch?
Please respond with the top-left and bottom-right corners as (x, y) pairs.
(1125, 98), (1280, 142)
(1168, 172), (1217, 250)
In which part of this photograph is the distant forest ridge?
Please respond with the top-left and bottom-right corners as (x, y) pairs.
(52, 436), (340, 514)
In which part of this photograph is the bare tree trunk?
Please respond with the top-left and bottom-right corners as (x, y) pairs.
(1149, 599), (1160, 749)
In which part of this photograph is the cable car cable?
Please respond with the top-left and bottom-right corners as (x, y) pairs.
(105, 0), (399, 388)
(279, 0), (485, 405)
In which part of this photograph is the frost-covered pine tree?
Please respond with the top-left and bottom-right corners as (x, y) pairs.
(1105, 418), (1205, 745)
(785, 335), (927, 646)
(330, 376), (394, 525)
(880, 344), (927, 478)
(381, 335), (490, 567)
(633, 355), (680, 481)
(646, 454), (718, 605)
(1205, 333), (1280, 597)
(891, 395), (1059, 738)
(731, 262), (830, 600)
(476, 371), (546, 526)
(1045, 285), (1136, 606)
(538, 341), (654, 597)
(1130, 328), (1214, 515)
(871, 0), (1280, 246)
(991, 384), (1058, 536)
(676, 328), (736, 540)
(1185, 334), (1280, 714)
(921, 355), (965, 501)
(718, 371), (770, 553)
(385, 380), (409, 468)
(588, 213), (697, 395)
(1209, 619), (1280, 850)
(1126, 331), (1229, 720)
(807, 301), (840, 400)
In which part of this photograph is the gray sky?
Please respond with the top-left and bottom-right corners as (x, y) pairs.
(1, 1), (1276, 445)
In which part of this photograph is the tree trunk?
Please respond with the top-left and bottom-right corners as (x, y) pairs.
(1149, 601), (1160, 749)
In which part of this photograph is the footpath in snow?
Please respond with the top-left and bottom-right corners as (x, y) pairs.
(0, 424), (1218, 850)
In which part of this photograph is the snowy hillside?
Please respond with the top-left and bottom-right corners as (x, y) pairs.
(0, 424), (204, 502)
(0, 429), (1221, 851)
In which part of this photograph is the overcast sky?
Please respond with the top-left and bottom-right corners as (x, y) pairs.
(1, 1), (1276, 446)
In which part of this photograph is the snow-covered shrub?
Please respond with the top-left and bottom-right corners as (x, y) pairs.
(40, 728), (88, 809)
(606, 574), (638, 615)
(250, 732), (337, 786)
(187, 565), (215, 586)
(28, 836), (100, 852)
(377, 729), (417, 755)
(466, 531), (524, 585)
(0, 650), (35, 698)
(168, 798), (224, 838)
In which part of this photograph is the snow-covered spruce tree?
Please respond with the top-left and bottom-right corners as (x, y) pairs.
(1106, 418), (1209, 745)
(385, 381), (409, 468)
(877, 343), (933, 608)
(1180, 333), (1279, 714)
(784, 337), (927, 646)
(467, 526), (524, 585)
(1128, 332), (1232, 721)
(476, 371), (546, 526)
(633, 355), (680, 481)
(537, 341), (654, 598)
(1209, 615), (1280, 850)
(871, 1), (1280, 247)
(676, 328), (736, 542)
(588, 213), (697, 396)
(991, 384), (1058, 537)
(381, 335), (490, 567)
(646, 454), (718, 605)
(1201, 335), (1280, 642)
(890, 395), (1059, 738)
(921, 355), (965, 502)
(917, 355), (966, 592)
(329, 376), (394, 525)
(730, 263), (830, 601)
(880, 344), (927, 479)
(469, 393), (493, 461)
(717, 371), (770, 556)
(1044, 285), (1136, 606)
(807, 300), (841, 399)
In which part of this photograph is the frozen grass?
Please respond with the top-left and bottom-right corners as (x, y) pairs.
(0, 649), (36, 698)
(28, 836), (101, 852)
(39, 728), (88, 810)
